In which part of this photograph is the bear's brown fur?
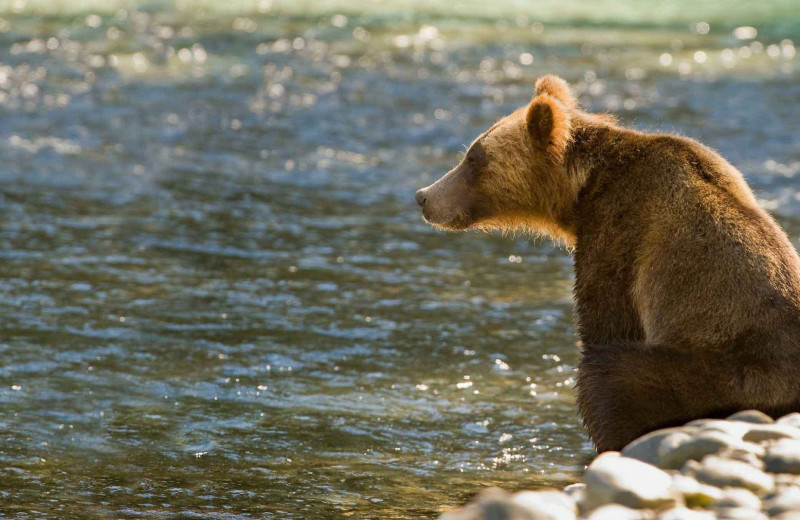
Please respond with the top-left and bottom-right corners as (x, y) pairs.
(415, 75), (800, 452)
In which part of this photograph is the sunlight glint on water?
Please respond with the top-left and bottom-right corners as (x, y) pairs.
(0, 0), (799, 517)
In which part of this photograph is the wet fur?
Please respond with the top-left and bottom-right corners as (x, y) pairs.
(418, 75), (800, 451)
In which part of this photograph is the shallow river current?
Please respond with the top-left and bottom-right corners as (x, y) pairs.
(1, 0), (800, 517)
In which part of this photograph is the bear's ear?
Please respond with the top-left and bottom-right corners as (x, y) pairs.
(535, 75), (577, 109)
(527, 95), (571, 162)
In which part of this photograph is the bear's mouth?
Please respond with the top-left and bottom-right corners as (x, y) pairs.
(421, 209), (474, 231)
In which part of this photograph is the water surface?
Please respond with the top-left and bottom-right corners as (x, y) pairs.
(1, 1), (800, 517)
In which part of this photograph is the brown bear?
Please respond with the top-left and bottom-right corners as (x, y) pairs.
(415, 75), (800, 452)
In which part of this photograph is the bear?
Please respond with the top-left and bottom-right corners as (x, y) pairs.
(414, 74), (800, 452)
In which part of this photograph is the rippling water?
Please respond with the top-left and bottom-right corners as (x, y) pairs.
(1, 0), (800, 517)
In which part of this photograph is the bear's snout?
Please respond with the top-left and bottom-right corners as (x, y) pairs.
(416, 170), (473, 230)
(414, 189), (427, 207)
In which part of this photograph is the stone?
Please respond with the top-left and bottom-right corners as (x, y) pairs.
(680, 460), (702, 478)
(512, 490), (577, 520)
(711, 488), (761, 510)
(776, 474), (800, 491)
(622, 428), (694, 467)
(659, 431), (741, 470)
(714, 508), (768, 520)
(714, 444), (765, 467)
(586, 504), (651, 520)
(439, 488), (575, 520)
(562, 483), (585, 503)
(765, 440), (800, 474)
(693, 456), (774, 493)
(582, 452), (679, 511)
(693, 420), (751, 439)
(743, 423), (800, 443)
(774, 512), (800, 520)
(778, 413), (800, 429)
(727, 410), (774, 424)
(670, 475), (723, 508)
(764, 487), (800, 517)
(684, 419), (716, 428)
(657, 507), (714, 520)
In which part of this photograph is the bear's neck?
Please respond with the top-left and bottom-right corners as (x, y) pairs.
(568, 121), (632, 193)
(526, 120), (630, 246)
(550, 120), (637, 243)
(565, 121), (620, 177)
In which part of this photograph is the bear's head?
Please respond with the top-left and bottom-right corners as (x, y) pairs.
(415, 75), (606, 243)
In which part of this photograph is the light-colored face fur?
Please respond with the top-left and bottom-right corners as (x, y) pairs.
(415, 75), (589, 243)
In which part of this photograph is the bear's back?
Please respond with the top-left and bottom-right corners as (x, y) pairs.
(574, 127), (800, 351)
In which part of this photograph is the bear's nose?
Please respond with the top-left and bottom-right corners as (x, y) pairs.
(415, 188), (427, 207)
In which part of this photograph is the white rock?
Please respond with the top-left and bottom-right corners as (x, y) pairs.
(657, 507), (714, 520)
(622, 428), (694, 467)
(711, 487), (761, 510)
(778, 413), (800, 429)
(765, 439), (800, 474)
(715, 507), (768, 520)
(659, 430), (742, 469)
(764, 487), (800, 517)
(562, 483), (585, 503)
(684, 419), (716, 428)
(776, 474), (800, 491)
(512, 490), (577, 520)
(693, 420), (750, 439)
(743, 423), (800, 443)
(714, 446), (765, 471)
(693, 456), (774, 493)
(727, 410), (774, 424)
(670, 474), (723, 507)
(440, 488), (573, 520)
(586, 504), (651, 520)
(582, 452), (679, 511)
(681, 459), (702, 477)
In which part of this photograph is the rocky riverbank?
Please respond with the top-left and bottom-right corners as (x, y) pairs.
(441, 410), (800, 519)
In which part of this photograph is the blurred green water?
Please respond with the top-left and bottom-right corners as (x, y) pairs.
(3, 0), (800, 26)
(0, 0), (799, 518)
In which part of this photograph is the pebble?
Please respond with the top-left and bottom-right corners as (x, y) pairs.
(711, 488), (761, 510)
(582, 452), (678, 511)
(563, 483), (586, 503)
(439, 411), (800, 520)
(659, 431), (741, 470)
(742, 423), (800, 443)
(714, 507), (768, 520)
(727, 410), (774, 424)
(713, 446), (765, 469)
(693, 420), (751, 439)
(670, 475), (723, 507)
(693, 455), (774, 493)
(657, 507), (714, 520)
(763, 487), (800, 517)
(586, 504), (649, 520)
(622, 428), (694, 467)
(776, 474), (800, 491)
(513, 490), (577, 520)
(778, 413), (800, 429)
(765, 439), (800, 474)
(440, 488), (575, 520)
